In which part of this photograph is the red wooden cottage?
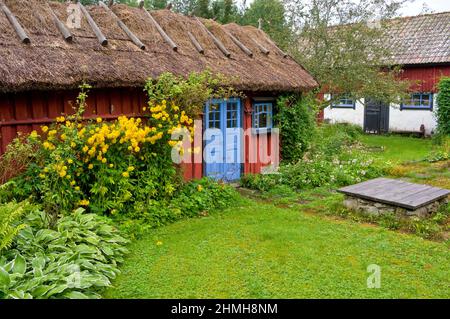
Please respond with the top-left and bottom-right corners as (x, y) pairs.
(321, 11), (450, 135)
(0, 0), (317, 181)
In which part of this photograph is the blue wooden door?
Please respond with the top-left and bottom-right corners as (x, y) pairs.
(204, 99), (241, 181)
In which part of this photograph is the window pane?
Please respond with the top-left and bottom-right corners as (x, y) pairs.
(259, 113), (267, 128)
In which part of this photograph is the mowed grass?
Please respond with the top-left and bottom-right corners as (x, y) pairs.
(359, 134), (433, 163)
(105, 197), (449, 299)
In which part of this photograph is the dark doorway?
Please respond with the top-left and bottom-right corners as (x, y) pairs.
(364, 99), (389, 134)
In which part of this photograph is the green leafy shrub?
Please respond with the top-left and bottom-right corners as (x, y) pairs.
(436, 77), (450, 135)
(0, 202), (27, 252)
(115, 178), (239, 238)
(0, 208), (128, 299)
(241, 122), (381, 191)
(409, 217), (441, 240)
(242, 153), (383, 192)
(312, 123), (363, 157)
(275, 95), (316, 163)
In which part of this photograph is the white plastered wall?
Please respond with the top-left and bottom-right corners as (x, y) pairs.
(323, 94), (365, 128)
(388, 94), (438, 135)
(323, 94), (438, 134)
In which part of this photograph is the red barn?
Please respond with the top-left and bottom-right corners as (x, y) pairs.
(322, 11), (450, 135)
(0, 0), (317, 181)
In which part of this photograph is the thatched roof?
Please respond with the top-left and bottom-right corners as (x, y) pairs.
(0, 0), (318, 93)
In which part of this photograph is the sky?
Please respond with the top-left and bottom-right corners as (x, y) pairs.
(238, 0), (450, 17)
(399, 0), (450, 16)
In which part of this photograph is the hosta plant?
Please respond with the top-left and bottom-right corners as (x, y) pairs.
(0, 208), (128, 299)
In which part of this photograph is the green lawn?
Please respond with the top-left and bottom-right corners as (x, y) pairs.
(105, 134), (450, 299)
(105, 197), (449, 298)
(359, 134), (433, 162)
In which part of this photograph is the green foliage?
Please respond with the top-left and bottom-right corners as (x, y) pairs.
(0, 202), (27, 252)
(0, 208), (128, 299)
(436, 77), (450, 135)
(115, 178), (238, 238)
(274, 95), (316, 163)
(312, 123), (363, 157)
(291, 0), (409, 106)
(241, 0), (292, 49)
(241, 123), (382, 191)
(144, 71), (239, 119)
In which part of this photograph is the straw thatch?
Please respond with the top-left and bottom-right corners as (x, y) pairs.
(0, 0), (318, 93)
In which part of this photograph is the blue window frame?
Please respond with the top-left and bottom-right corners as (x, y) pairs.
(331, 94), (355, 109)
(253, 102), (273, 131)
(401, 93), (433, 110)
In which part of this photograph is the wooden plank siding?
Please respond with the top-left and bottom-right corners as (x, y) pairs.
(0, 88), (196, 181)
(399, 64), (450, 93)
(0, 89), (278, 180)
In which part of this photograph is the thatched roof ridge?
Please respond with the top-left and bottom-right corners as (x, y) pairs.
(0, 0), (318, 93)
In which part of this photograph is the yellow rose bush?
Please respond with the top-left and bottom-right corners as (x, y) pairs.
(13, 98), (194, 216)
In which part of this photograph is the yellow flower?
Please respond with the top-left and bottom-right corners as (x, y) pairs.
(75, 186), (80, 191)
(61, 133), (66, 141)
(68, 159), (73, 164)
(78, 199), (90, 206)
(96, 117), (102, 123)
(122, 172), (130, 178)
(70, 142), (76, 148)
(41, 126), (49, 133)
(109, 164), (114, 168)
(127, 166), (135, 172)
(102, 158), (107, 163)
(134, 146), (140, 152)
(43, 141), (51, 149)
(30, 130), (38, 139)
(156, 241), (163, 246)
(39, 173), (45, 179)
(88, 164), (94, 170)
(56, 116), (65, 123)
(197, 185), (203, 192)
(128, 146), (133, 151)
(59, 171), (67, 178)
(142, 107), (147, 111)
(70, 180), (76, 186)
(82, 146), (89, 153)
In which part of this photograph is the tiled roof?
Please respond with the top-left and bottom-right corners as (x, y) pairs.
(382, 11), (450, 65)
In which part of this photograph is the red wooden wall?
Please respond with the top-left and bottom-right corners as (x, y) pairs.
(399, 64), (450, 93)
(0, 89), (277, 180)
(0, 88), (148, 154)
(242, 97), (278, 175)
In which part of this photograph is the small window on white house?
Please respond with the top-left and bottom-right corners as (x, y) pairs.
(331, 94), (355, 109)
(253, 102), (273, 131)
(401, 93), (433, 110)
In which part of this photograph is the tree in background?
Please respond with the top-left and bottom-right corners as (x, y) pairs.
(240, 0), (292, 49)
(285, 0), (410, 106)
